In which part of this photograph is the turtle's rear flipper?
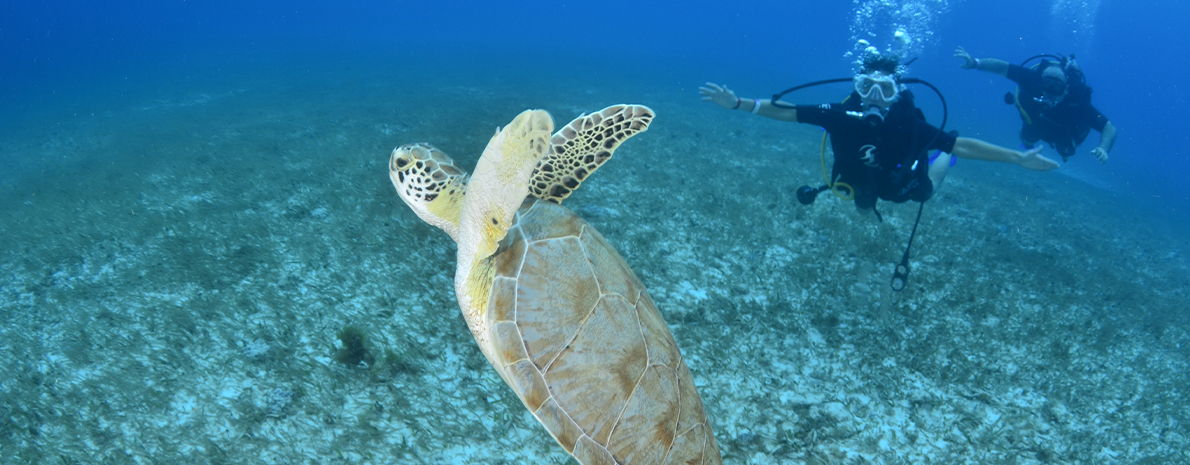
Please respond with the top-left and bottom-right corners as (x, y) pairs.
(530, 104), (654, 204)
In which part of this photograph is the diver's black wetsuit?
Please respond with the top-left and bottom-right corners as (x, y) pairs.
(1008, 64), (1108, 161)
(795, 92), (957, 210)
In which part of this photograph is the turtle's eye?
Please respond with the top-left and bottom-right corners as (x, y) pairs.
(394, 156), (412, 170)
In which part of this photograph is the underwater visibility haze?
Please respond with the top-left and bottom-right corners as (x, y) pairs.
(2, 0), (1188, 463)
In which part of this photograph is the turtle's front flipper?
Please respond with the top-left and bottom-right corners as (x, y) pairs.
(530, 105), (654, 204)
(456, 109), (554, 313)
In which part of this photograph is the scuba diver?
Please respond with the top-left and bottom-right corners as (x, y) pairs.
(954, 46), (1117, 163)
(700, 53), (1059, 291)
(699, 53), (1058, 217)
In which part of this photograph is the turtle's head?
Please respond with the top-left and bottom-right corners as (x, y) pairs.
(389, 143), (469, 242)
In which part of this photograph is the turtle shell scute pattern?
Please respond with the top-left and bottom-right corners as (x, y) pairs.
(488, 198), (721, 464)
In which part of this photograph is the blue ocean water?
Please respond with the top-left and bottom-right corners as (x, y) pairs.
(3, 1), (1189, 463)
(4, 0), (1187, 212)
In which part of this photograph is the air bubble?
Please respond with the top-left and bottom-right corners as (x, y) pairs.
(848, 0), (951, 66)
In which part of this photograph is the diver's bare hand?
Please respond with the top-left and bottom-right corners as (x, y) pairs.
(1019, 147), (1060, 171)
(699, 82), (739, 109)
(1091, 147), (1109, 164)
(954, 46), (978, 69)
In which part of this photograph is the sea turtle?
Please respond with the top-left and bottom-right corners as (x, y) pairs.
(389, 104), (722, 464)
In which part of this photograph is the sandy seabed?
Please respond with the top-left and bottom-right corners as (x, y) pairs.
(2, 55), (1187, 464)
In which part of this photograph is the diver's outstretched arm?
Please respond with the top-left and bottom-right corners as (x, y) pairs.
(699, 82), (798, 122)
(955, 46), (1009, 78)
(952, 137), (1060, 171)
(1091, 121), (1117, 164)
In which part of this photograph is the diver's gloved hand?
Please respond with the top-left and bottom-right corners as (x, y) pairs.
(1019, 147), (1061, 171)
(954, 46), (978, 69)
(1090, 147), (1109, 164)
(699, 82), (740, 109)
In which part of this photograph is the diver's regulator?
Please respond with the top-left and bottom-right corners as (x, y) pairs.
(843, 104), (888, 126)
(858, 104), (886, 126)
(796, 184), (829, 205)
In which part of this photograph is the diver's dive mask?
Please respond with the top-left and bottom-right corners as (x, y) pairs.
(1036, 70), (1068, 108)
(854, 72), (900, 126)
